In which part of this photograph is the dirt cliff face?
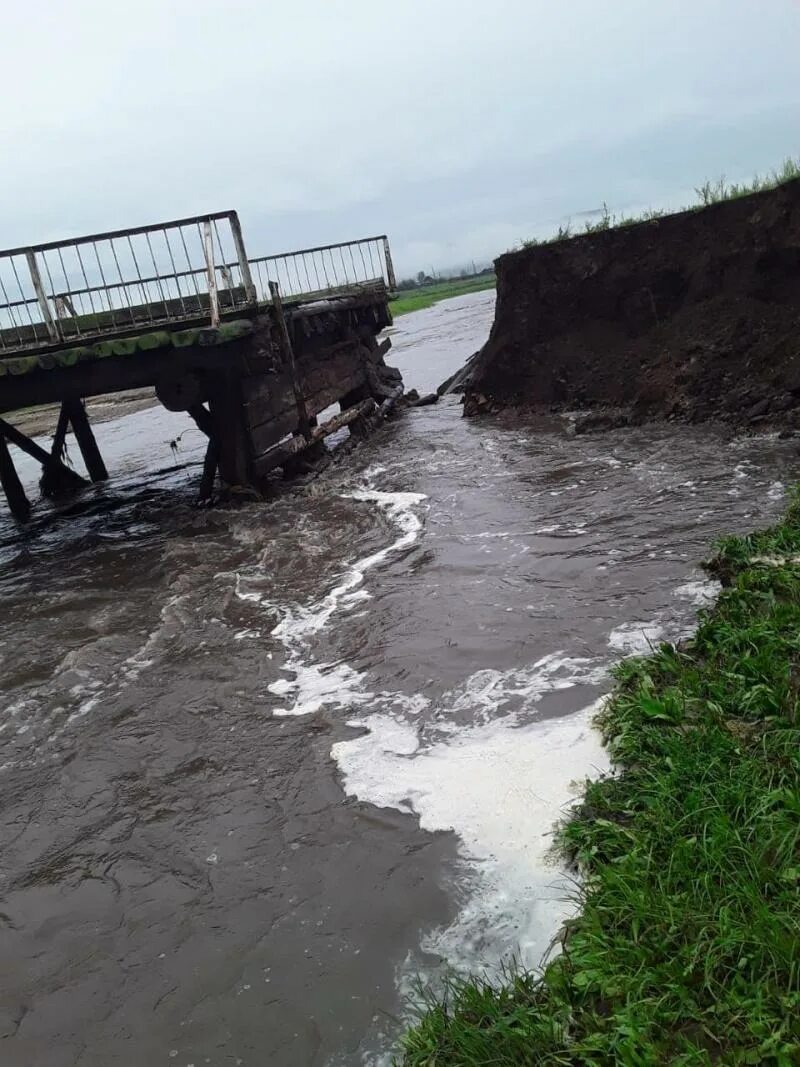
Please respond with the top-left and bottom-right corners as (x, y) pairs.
(460, 179), (800, 429)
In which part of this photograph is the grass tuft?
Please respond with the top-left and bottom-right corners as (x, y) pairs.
(521, 156), (800, 251)
(398, 492), (800, 1064)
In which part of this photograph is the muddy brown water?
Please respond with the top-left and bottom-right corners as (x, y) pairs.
(1, 290), (798, 1066)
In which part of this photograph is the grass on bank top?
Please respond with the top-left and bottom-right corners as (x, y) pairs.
(389, 274), (496, 317)
(520, 155), (800, 248)
(398, 491), (800, 1065)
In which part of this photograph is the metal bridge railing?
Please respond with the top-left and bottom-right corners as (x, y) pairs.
(0, 211), (255, 354)
(247, 235), (395, 305)
(0, 220), (394, 356)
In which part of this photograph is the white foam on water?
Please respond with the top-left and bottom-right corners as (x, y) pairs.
(333, 695), (610, 974)
(608, 620), (664, 655)
(767, 480), (785, 502)
(270, 660), (369, 718)
(675, 579), (721, 606)
(265, 486), (427, 716)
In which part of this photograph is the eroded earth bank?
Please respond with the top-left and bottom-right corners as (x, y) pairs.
(453, 179), (800, 431)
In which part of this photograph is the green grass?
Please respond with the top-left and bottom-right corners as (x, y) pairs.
(390, 275), (496, 316)
(520, 156), (800, 250)
(398, 491), (800, 1065)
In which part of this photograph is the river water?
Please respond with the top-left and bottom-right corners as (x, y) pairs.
(1, 290), (798, 1066)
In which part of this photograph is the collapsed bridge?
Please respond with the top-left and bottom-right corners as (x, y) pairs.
(0, 211), (402, 522)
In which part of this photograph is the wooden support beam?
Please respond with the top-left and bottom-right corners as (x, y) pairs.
(209, 371), (251, 487)
(0, 435), (31, 523)
(64, 400), (108, 482)
(198, 438), (218, 501)
(0, 416), (87, 494)
(52, 402), (71, 459)
(269, 281), (311, 439)
(188, 403), (214, 438)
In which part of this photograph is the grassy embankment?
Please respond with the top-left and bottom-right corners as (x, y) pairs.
(520, 156), (800, 248)
(390, 275), (496, 317)
(400, 493), (800, 1064)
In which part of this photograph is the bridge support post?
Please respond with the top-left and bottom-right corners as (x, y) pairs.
(209, 372), (251, 489)
(0, 434), (31, 523)
(65, 400), (108, 482)
(0, 416), (88, 499)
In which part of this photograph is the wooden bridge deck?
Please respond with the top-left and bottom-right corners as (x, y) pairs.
(0, 213), (401, 523)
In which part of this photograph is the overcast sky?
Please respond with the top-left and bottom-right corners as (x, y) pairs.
(1, 0), (798, 276)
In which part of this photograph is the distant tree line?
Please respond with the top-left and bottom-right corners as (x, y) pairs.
(395, 264), (495, 291)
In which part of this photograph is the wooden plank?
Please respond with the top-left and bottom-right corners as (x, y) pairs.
(248, 411), (299, 457)
(0, 341), (248, 413)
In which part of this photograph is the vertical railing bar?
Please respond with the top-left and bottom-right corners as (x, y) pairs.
(203, 220), (220, 328)
(367, 241), (377, 280)
(339, 246), (349, 286)
(57, 247), (82, 337)
(40, 252), (68, 338)
(126, 236), (155, 323)
(383, 236), (396, 289)
(10, 257), (38, 329)
(311, 251), (322, 292)
(26, 251), (60, 341)
(348, 243), (358, 284)
(357, 241), (368, 281)
(163, 228), (188, 317)
(211, 220), (233, 310)
(228, 212), (256, 307)
(91, 241), (121, 327)
(320, 250), (331, 290)
(255, 260), (266, 302)
(292, 255), (302, 296)
(144, 231), (169, 317)
(0, 274), (23, 341)
(302, 253), (312, 296)
(212, 220), (226, 270)
(178, 228), (203, 307)
(109, 238), (133, 322)
(196, 222), (208, 313)
(73, 245), (100, 323)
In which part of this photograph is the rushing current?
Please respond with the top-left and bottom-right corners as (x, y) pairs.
(1, 290), (798, 1066)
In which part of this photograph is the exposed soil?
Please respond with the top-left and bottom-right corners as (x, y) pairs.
(452, 178), (800, 431)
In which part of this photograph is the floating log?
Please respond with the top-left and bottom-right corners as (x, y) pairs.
(253, 397), (377, 476)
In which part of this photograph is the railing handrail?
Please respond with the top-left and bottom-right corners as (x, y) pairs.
(248, 234), (389, 264)
(0, 217), (394, 355)
(0, 210), (240, 259)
